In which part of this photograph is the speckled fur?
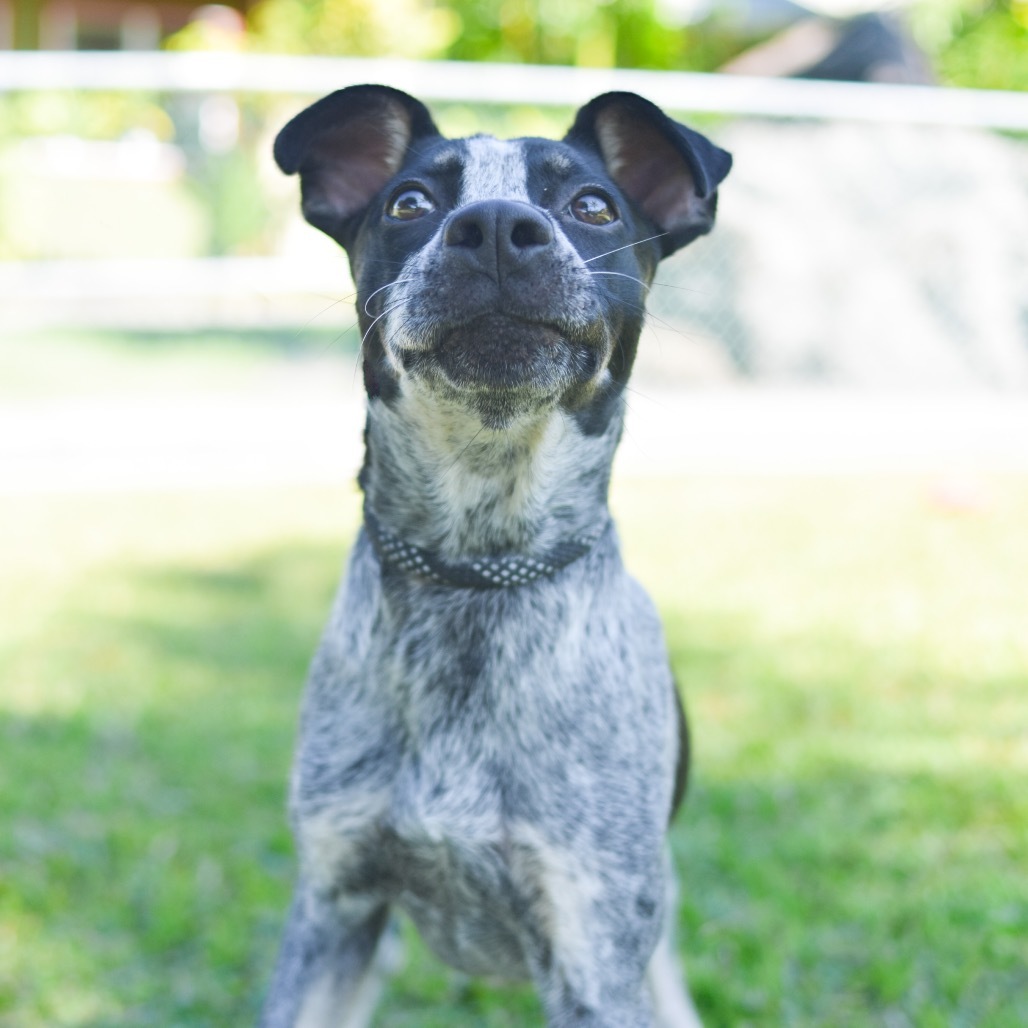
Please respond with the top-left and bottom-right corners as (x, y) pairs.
(262, 86), (730, 1028)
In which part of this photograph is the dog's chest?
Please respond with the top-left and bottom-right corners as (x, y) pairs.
(379, 744), (531, 975)
(299, 575), (603, 971)
(297, 543), (676, 974)
(370, 586), (579, 852)
(304, 718), (542, 976)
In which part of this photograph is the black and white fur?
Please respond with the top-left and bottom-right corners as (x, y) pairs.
(261, 86), (731, 1028)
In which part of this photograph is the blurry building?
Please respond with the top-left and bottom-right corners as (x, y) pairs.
(716, 0), (933, 84)
(1, 0), (250, 50)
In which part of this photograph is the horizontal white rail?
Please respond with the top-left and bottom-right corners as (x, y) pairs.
(1, 51), (1027, 129)
(0, 255), (347, 300)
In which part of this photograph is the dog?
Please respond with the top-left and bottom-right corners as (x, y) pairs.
(260, 85), (731, 1028)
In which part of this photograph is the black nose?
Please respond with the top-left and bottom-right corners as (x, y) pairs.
(443, 200), (554, 278)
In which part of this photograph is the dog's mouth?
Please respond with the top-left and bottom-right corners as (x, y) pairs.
(425, 313), (597, 393)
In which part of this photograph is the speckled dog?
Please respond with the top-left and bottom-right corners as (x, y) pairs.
(260, 85), (731, 1028)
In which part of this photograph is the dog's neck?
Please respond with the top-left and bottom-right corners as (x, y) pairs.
(360, 384), (623, 562)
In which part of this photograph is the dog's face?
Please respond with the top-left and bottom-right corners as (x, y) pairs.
(276, 87), (731, 430)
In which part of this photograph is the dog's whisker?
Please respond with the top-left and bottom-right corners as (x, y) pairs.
(590, 270), (711, 298)
(363, 278), (415, 317)
(359, 300), (408, 351)
(350, 300), (410, 386)
(292, 293), (358, 342)
(316, 319), (363, 357)
(590, 286), (697, 353)
(621, 379), (669, 409)
(643, 310), (702, 343)
(643, 315), (668, 359)
(587, 270), (651, 292)
(599, 292), (689, 341)
(597, 291), (662, 328)
(582, 232), (669, 264)
(650, 280), (713, 295)
(360, 256), (413, 265)
(442, 423), (488, 476)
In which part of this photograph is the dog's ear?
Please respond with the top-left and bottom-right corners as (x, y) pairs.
(565, 92), (732, 257)
(274, 84), (441, 247)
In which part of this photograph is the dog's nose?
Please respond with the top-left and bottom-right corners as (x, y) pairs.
(443, 200), (553, 277)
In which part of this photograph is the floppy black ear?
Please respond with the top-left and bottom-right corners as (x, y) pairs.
(274, 84), (442, 248)
(565, 92), (732, 257)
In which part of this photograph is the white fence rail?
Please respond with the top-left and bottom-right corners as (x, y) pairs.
(2, 51), (1028, 129)
(2, 53), (1027, 391)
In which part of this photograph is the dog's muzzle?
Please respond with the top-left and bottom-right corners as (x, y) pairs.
(412, 200), (601, 394)
(443, 200), (554, 281)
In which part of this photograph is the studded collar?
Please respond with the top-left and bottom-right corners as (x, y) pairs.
(362, 503), (610, 590)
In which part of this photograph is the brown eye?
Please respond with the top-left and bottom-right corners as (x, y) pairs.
(387, 188), (435, 221)
(571, 193), (617, 226)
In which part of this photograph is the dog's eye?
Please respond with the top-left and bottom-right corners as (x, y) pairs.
(388, 189), (435, 221)
(570, 193), (617, 226)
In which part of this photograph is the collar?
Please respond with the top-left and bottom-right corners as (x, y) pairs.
(363, 503), (610, 589)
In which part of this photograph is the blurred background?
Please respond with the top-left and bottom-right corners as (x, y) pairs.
(2, 0), (1028, 485)
(2, 2), (1028, 1026)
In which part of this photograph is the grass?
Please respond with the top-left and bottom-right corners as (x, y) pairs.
(620, 478), (1028, 1026)
(2, 331), (1027, 1026)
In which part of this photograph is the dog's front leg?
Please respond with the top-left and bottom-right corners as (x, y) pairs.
(536, 964), (658, 1028)
(259, 886), (390, 1028)
(647, 923), (703, 1028)
(646, 858), (703, 1028)
(513, 839), (666, 1028)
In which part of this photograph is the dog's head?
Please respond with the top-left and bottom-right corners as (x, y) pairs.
(275, 86), (730, 430)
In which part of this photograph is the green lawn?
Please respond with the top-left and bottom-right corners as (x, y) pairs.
(1, 334), (1027, 1026)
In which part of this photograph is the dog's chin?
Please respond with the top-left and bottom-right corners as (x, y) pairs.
(397, 314), (603, 428)
(433, 313), (596, 390)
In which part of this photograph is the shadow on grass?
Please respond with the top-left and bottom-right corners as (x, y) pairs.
(3, 539), (1027, 1026)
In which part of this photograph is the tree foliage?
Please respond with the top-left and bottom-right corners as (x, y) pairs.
(918, 0), (1028, 91)
(240, 0), (1027, 91)
(242, 0), (763, 73)
(247, 0), (460, 59)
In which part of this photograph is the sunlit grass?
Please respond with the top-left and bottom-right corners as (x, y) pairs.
(3, 476), (1027, 1025)
(617, 477), (1028, 1025)
(2, 330), (1026, 1025)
